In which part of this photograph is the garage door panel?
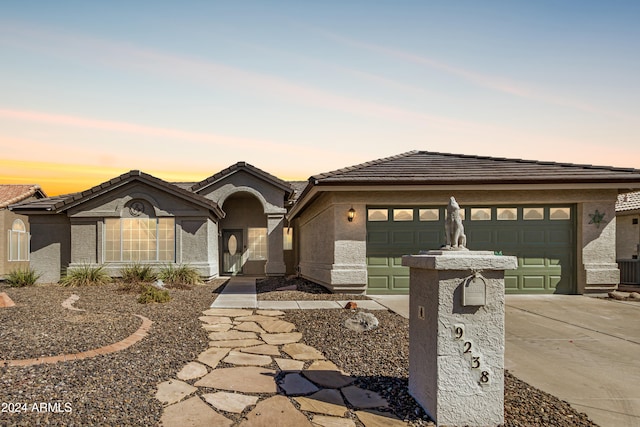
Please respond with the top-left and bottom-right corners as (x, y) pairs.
(497, 229), (519, 245)
(504, 276), (519, 289)
(368, 276), (390, 290)
(392, 231), (415, 245)
(467, 229), (493, 245)
(392, 276), (410, 290)
(548, 229), (572, 244)
(368, 231), (389, 245)
(523, 276), (546, 289)
(523, 230), (546, 244)
(418, 231), (441, 246)
(367, 256), (390, 267)
(522, 257), (546, 266)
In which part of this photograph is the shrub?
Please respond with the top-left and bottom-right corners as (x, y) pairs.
(120, 263), (157, 283)
(159, 264), (202, 288)
(6, 268), (41, 287)
(138, 285), (171, 304)
(60, 264), (111, 287)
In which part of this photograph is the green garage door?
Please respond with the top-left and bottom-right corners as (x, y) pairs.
(366, 206), (575, 294)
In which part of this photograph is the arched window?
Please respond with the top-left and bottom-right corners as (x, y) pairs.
(8, 219), (29, 261)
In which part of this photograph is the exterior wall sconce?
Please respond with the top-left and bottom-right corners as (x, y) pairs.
(348, 207), (356, 222)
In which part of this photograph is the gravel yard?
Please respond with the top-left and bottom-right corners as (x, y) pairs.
(0, 278), (597, 426)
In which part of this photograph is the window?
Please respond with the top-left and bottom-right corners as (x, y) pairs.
(8, 219), (29, 261)
(283, 227), (293, 250)
(248, 228), (267, 260)
(471, 208), (491, 221)
(550, 207), (571, 220)
(497, 208), (517, 221)
(419, 209), (439, 221)
(523, 208), (544, 220)
(367, 209), (388, 222)
(105, 218), (175, 262)
(393, 209), (414, 221)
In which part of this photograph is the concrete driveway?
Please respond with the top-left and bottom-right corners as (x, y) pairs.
(505, 295), (640, 427)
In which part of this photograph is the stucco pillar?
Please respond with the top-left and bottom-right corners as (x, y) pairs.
(265, 213), (286, 276)
(580, 201), (620, 293)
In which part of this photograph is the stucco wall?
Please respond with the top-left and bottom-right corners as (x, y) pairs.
(616, 212), (640, 259)
(296, 187), (621, 294)
(30, 215), (71, 283)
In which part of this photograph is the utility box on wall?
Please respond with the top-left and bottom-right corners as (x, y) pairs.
(402, 250), (517, 426)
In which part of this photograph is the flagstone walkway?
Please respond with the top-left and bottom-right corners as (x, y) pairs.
(156, 282), (411, 426)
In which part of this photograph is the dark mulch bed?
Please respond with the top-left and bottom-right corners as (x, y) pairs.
(256, 276), (370, 301)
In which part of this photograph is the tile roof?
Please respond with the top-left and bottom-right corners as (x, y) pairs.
(0, 184), (46, 209)
(191, 162), (294, 197)
(311, 151), (640, 185)
(616, 192), (640, 212)
(10, 171), (224, 218)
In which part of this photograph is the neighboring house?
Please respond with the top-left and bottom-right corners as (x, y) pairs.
(287, 151), (640, 295)
(0, 184), (47, 279)
(11, 151), (640, 295)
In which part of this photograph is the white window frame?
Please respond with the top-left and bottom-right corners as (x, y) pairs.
(248, 227), (268, 260)
(8, 219), (30, 261)
(104, 218), (175, 262)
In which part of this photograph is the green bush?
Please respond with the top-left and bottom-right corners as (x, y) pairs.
(6, 268), (41, 287)
(138, 285), (171, 304)
(159, 264), (202, 288)
(60, 264), (111, 287)
(120, 263), (157, 283)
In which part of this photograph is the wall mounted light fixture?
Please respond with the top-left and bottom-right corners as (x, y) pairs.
(348, 207), (356, 222)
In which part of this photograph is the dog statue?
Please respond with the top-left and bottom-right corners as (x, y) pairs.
(444, 196), (467, 249)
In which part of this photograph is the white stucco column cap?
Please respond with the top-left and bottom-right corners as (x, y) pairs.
(402, 250), (518, 271)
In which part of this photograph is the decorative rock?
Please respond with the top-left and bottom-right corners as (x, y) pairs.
(341, 386), (388, 409)
(0, 292), (16, 308)
(209, 339), (264, 348)
(197, 347), (231, 368)
(223, 350), (273, 366)
(61, 294), (83, 311)
(294, 389), (348, 416)
(259, 319), (297, 333)
(629, 292), (640, 300)
(177, 361), (209, 380)
(155, 379), (197, 405)
(608, 290), (629, 301)
(282, 343), (326, 360)
(344, 301), (358, 310)
(208, 330), (258, 341)
(261, 332), (303, 345)
(160, 396), (233, 427)
(202, 323), (234, 332)
(312, 415), (356, 427)
(195, 367), (277, 393)
(355, 410), (407, 427)
(344, 312), (379, 332)
(201, 392), (259, 413)
(239, 395), (313, 427)
(279, 372), (320, 396)
(234, 321), (266, 333)
(203, 308), (253, 317)
(240, 344), (282, 356)
(275, 358), (305, 371)
(302, 360), (354, 388)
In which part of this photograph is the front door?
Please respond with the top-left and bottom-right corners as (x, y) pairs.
(222, 229), (243, 275)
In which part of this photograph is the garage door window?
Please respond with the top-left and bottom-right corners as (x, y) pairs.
(368, 209), (389, 221)
(523, 208), (544, 220)
(471, 208), (491, 221)
(497, 208), (517, 221)
(550, 208), (571, 220)
(393, 209), (414, 221)
(419, 209), (439, 221)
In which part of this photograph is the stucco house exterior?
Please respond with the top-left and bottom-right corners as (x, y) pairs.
(11, 151), (640, 295)
(0, 184), (47, 279)
(615, 191), (640, 285)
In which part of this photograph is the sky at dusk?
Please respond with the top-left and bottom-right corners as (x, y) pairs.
(1, 1), (639, 196)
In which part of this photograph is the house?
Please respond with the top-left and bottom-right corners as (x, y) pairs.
(615, 191), (640, 285)
(0, 184), (47, 279)
(11, 151), (640, 294)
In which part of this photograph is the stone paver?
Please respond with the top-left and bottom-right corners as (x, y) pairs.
(223, 350), (272, 366)
(282, 342), (326, 360)
(239, 395), (313, 427)
(155, 379), (197, 405)
(202, 392), (259, 413)
(177, 361), (209, 380)
(195, 367), (277, 393)
(197, 347), (231, 368)
(156, 283), (411, 427)
(160, 396), (232, 427)
(279, 372), (320, 396)
(261, 332), (302, 345)
(342, 386), (388, 409)
(295, 389), (348, 416)
(312, 415), (357, 427)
